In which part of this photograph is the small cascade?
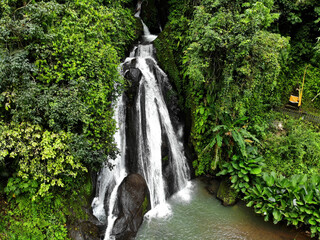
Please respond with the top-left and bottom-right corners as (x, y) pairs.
(92, 1), (190, 239)
(91, 95), (127, 240)
(141, 21), (157, 43)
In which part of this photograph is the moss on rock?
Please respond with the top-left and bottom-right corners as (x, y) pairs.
(134, 17), (143, 40)
(66, 173), (100, 240)
(217, 178), (238, 206)
(142, 195), (149, 215)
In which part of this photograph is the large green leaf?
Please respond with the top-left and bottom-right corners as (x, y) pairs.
(231, 129), (247, 157)
(272, 209), (282, 222)
(263, 173), (275, 187)
(250, 167), (262, 175)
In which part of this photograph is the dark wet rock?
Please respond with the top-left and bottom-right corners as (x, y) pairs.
(123, 58), (140, 89)
(140, 0), (159, 34)
(155, 0), (169, 30)
(124, 95), (139, 174)
(124, 67), (142, 104)
(207, 179), (220, 195)
(67, 172), (106, 240)
(217, 178), (238, 206)
(111, 174), (151, 240)
(68, 221), (100, 240)
(156, 103), (175, 197)
(125, 68), (142, 83)
(123, 59), (142, 174)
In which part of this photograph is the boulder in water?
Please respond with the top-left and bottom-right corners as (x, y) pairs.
(111, 173), (151, 240)
(217, 178), (238, 206)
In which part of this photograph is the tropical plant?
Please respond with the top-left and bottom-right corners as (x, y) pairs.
(217, 146), (264, 193)
(218, 157), (320, 237)
(200, 116), (260, 171)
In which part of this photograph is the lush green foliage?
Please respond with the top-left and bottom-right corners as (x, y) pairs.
(0, 122), (87, 198)
(1, 0), (319, 237)
(161, 0), (319, 175)
(169, 0), (289, 175)
(277, 64), (320, 109)
(0, 0), (139, 170)
(0, 0), (138, 183)
(158, 0), (320, 237)
(275, 0), (320, 109)
(264, 118), (320, 177)
(1, 192), (69, 240)
(0, 0), (138, 238)
(218, 162), (320, 237)
(217, 146), (264, 191)
(0, 174), (92, 240)
(195, 116), (260, 174)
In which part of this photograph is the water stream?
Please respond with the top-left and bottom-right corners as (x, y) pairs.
(134, 43), (190, 219)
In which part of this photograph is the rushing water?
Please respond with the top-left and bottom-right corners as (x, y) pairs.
(134, 43), (190, 219)
(91, 94), (127, 238)
(136, 179), (312, 240)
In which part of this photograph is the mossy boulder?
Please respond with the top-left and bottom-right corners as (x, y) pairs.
(207, 178), (220, 195)
(111, 174), (151, 240)
(68, 221), (100, 240)
(217, 178), (238, 206)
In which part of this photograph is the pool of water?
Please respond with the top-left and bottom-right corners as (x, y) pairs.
(136, 179), (311, 240)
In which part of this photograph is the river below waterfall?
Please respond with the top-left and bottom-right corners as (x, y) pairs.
(136, 179), (311, 240)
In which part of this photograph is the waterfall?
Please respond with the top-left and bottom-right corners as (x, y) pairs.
(133, 44), (190, 218)
(92, 2), (190, 239)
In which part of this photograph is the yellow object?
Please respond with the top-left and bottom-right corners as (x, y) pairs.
(289, 95), (299, 103)
(298, 65), (309, 107)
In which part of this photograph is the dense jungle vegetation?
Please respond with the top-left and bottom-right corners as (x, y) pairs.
(0, 0), (140, 238)
(156, 0), (320, 237)
(0, 0), (320, 239)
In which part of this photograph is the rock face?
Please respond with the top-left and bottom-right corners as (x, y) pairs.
(111, 174), (151, 240)
(217, 178), (238, 206)
(68, 221), (100, 240)
(123, 59), (142, 174)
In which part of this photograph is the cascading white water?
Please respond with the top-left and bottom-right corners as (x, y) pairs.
(91, 95), (127, 240)
(134, 44), (190, 218)
(92, 2), (191, 239)
(134, 1), (190, 218)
